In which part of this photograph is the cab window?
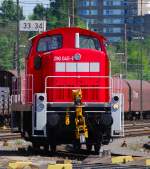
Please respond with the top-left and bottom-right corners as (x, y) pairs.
(79, 35), (101, 50)
(37, 35), (62, 52)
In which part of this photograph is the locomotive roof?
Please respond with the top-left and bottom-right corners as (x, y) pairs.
(30, 27), (106, 41)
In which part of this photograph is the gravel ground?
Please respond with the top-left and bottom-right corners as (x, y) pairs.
(102, 136), (150, 157)
(0, 136), (149, 168)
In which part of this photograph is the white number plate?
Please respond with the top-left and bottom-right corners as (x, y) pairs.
(19, 20), (46, 32)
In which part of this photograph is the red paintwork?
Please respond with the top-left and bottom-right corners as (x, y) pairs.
(25, 27), (110, 104)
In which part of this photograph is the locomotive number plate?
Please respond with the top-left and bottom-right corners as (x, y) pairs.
(54, 53), (81, 61)
(54, 56), (74, 61)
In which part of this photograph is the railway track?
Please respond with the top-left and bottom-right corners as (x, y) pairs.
(0, 128), (149, 168)
(0, 133), (21, 140)
(0, 127), (21, 140)
(73, 163), (147, 169)
(0, 122), (148, 169)
(0, 127), (11, 133)
(124, 120), (150, 137)
(0, 120), (149, 141)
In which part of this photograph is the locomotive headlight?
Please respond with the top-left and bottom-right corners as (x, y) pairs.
(113, 96), (119, 102)
(39, 95), (44, 101)
(112, 103), (119, 110)
(37, 103), (45, 112)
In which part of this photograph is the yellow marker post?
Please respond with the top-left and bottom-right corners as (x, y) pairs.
(111, 156), (133, 164)
(47, 164), (72, 169)
(146, 159), (150, 166)
(8, 161), (33, 169)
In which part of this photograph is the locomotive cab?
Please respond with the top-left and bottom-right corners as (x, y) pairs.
(13, 27), (115, 154)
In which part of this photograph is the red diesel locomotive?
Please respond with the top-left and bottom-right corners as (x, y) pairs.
(12, 27), (121, 154)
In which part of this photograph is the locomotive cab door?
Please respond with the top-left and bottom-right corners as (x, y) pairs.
(111, 93), (124, 137)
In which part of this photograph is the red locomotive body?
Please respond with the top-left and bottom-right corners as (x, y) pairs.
(12, 27), (117, 154)
(26, 27), (110, 104)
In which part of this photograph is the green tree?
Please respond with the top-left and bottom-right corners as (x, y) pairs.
(44, 0), (68, 28)
(107, 44), (121, 75)
(0, 0), (24, 21)
(0, 0), (25, 70)
(50, 0), (85, 28)
(0, 35), (14, 69)
(29, 4), (46, 20)
(29, 0), (85, 30)
(108, 37), (150, 80)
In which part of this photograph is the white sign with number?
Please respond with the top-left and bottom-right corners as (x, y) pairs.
(19, 20), (46, 32)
